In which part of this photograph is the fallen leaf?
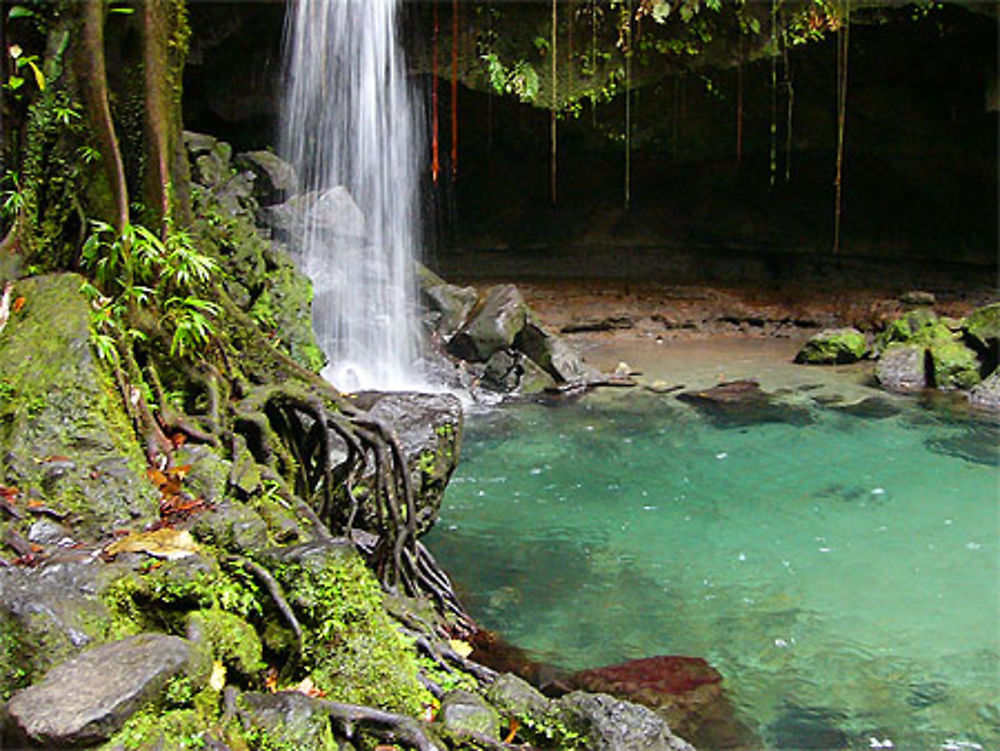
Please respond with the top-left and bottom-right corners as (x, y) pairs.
(209, 660), (226, 692)
(147, 468), (167, 487)
(265, 667), (279, 693)
(293, 676), (326, 698)
(448, 639), (473, 658)
(104, 528), (199, 560)
(503, 717), (521, 744)
(12, 297), (25, 313)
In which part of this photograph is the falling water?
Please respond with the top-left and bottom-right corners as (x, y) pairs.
(282, 0), (423, 391)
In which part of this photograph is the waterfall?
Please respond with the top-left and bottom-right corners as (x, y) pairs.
(281, 0), (423, 392)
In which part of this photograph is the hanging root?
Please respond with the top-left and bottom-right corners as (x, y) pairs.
(232, 383), (475, 630)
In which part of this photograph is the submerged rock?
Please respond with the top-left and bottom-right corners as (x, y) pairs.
(568, 655), (751, 748)
(677, 380), (813, 428)
(5, 633), (200, 747)
(794, 328), (868, 365)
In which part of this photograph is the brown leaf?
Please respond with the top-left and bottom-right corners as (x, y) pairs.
(12, 297), (25, 314)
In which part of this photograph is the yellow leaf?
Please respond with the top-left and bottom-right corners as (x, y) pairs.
(104, 528), (199, 560)
(26, 59), (43, 91)
(209, 661), (226, 692)
(448, 639), (473, 658)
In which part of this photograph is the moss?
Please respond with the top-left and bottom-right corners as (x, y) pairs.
(928, 338), (981, 390)
(0, 611), (33, 700)
(277, 554), (432, 717)
(187, 608), (265, 677)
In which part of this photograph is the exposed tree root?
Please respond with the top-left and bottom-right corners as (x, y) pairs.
(227, 555), (303, 649)
(312, 697), (445, 751)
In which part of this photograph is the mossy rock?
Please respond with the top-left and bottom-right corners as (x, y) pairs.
(794, 328), (868, 365)
(963, 302), (1000, 351)
(0, 273), (158, 541)
(927, 337), (981, 390)
(264, 541), (431, 716)
(237, 691), (338, 751)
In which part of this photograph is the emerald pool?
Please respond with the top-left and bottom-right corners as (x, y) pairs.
(426, 344), (999, 750)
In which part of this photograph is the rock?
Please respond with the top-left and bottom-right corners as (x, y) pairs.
(193, 140), (234, 189)
(5, 634), (198, 746)
(829, 396), (900, 419)
(926, 337), (981, 390)
(568, 655), (750, 748)
(189, 499), (270, 554)
(437, 689), (501, 739)
(448, 284), (528, 363)
(968, 370), (1000, 411)
(261, 187), (366, 243)
(485, 673), (553, 721)
(0, 274), (159, 540)
(182, 130), (218, 156)
(519, 356), (559, 394)
(899, 290), (936, 306)
(874, 307), (944, 354)
(417, 266), (479, 340)
(677, 380), (814, 428)
(794, 328), (868, 365)
(0, 556), (128, 697)
(963, 302), (1000, 367)
(351, 391), (462, 534)
(483, 349), (523, 392)
(875, 343), (928, 392)
(515, 319), (603, 384)
(238, 691), (336, 751)
(558, 691), (695, 751)
(235, 150), (299, 205)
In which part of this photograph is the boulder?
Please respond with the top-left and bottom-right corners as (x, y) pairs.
(963, 302), (1000, 351)
(483, 349), (523, 392)
(875, 343), (928, 392)
(417, 265), (480, 341)
(926, 337), (981, 390)
(235, 150), (299, 205)
(448, 284), (528, 363)
(558, 691), (695, 751)
(793, 328), (868, 365)
(0, 274), (159, 541)
(568, 655), (750, 748)
(899, 290), (936, 307)
(5, 634), (200, 746)
(968, 370), (1000, 411)
(516, 319), (603, 385)
(350, 391), (463, 534)
(437, 689), (501, 739)
(261, 187), (366, 243)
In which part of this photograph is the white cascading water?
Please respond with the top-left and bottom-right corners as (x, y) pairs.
(281, 0), (423, 392)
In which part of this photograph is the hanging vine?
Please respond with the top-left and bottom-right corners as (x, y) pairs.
(550, 0), (558, 205)
(834, 0), (850, 253)
(450, 0), (458, 181)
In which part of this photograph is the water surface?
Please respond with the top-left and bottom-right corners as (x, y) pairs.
(428, 343), (999, 750)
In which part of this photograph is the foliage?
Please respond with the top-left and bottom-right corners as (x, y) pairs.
(80, 219), (222, 360)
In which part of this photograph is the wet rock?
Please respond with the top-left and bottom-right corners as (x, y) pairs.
(561, 316), (636, 333)
(190, 499), (270, 554)
(568, 655), (750, 748)
(262, 187), (366, 243)
(485, 673), (553, 720)
(926, 337), (981, 390)
(238, 690), (336, 751)
(182, 130), (218, 156)
(968, 370), (1000, 411)
(483, 349), (523, 392)
(0, 556), (128, 696)
(875, 343), (928, 392)
(515, 319), (603, 385)
(558, 691), (695, 751)
(5, 634), (199, 746)
(437, 689), (501, 739)
(794, 328), (868, 365)
(0, 274), (159, 540)
(348, 392), (462, 534)
(677, 380), (813, 428)
(768, 704), (849, 749)
(963, 302), (1000, 351)
(448, 284), (528, 363)
(829, 396), (900, 419)
(235, 150), (299, 205)
(417, 264), (479, 340)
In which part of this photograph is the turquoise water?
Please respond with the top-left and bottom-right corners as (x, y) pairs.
(427, 384), (1000, 749)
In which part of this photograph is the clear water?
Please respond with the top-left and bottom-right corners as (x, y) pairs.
(281, 0), (423, 391)
(428, 379), (1000, 749)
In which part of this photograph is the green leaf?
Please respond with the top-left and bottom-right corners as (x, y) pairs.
(6, 75), (24, 91)
(7, 6), (35, 19)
